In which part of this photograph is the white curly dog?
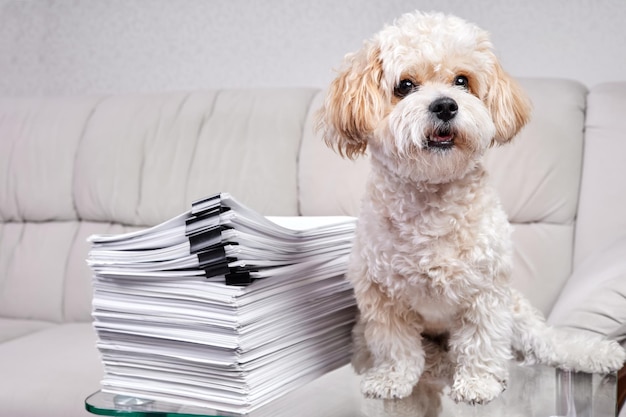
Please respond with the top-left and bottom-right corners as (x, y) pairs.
(317, 10), (625, 405)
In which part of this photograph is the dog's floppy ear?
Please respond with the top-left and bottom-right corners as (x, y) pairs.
(316, 45), (384, 159)
(485, 61), (532, 145)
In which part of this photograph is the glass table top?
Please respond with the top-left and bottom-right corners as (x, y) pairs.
(85, 362), (617, 417)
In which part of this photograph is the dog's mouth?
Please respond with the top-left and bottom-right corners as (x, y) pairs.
(427, 127), (455, 150)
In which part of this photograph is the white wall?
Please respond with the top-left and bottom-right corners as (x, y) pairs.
(0, 0), (625, 96)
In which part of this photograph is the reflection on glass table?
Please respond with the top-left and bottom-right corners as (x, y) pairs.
(86, 361), (617, 417)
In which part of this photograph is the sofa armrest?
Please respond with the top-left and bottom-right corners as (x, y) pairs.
(548, 234), (626, 343)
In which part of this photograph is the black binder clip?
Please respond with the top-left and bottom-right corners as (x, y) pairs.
(225, 271), (253, 286)
(203, 260), (230, 278)
(191, 193), (222, 216)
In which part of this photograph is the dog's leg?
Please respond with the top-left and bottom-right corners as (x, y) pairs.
(359, 311), (425, 399)
(448, 289), (513, 405)
(353, 282), (425, 399)
(510, 288), (626, 373)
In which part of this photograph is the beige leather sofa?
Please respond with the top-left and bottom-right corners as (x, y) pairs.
(1, 79), (625, 416)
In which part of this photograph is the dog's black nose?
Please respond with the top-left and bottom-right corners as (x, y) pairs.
(429, 97), (458, 122)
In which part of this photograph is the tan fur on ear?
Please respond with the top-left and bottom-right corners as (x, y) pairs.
(486, 61), (532, 145)
(316, 45), (384, 159)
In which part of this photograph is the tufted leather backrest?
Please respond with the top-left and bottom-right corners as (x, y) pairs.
(0, 89), (318, 323)
(0, 80), (593, 322)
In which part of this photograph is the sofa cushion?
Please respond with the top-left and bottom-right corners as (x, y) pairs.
(510, 223), (575, 314)
(574, 82), (626, 266)
(0, 323), (102, 417)
(548, 234), (626, 342)
(0, 96), (100, 222)
(72, 90), (318, 226)
(299, 90), (370, 217)
(0, 222), (80, 322)
(483, 79), (586, 225)
(0, 318), (54, 343)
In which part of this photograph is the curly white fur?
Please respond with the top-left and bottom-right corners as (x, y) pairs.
(317, 10), (625, 405)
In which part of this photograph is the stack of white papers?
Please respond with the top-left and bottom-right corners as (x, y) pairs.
(87, 192), (358, 414)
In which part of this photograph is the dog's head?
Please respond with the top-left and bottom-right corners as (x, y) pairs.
(317, 11), (531, 183)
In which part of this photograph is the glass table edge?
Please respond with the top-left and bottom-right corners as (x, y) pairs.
(85, 392), (224, 417)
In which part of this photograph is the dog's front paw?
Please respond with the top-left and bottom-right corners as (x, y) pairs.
(361, 368), (417, 399)
(449, 372), (506, 405)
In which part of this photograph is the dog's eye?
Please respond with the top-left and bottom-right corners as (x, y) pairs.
(394, 79), (417, 98)
(454, 75), (469, 89)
